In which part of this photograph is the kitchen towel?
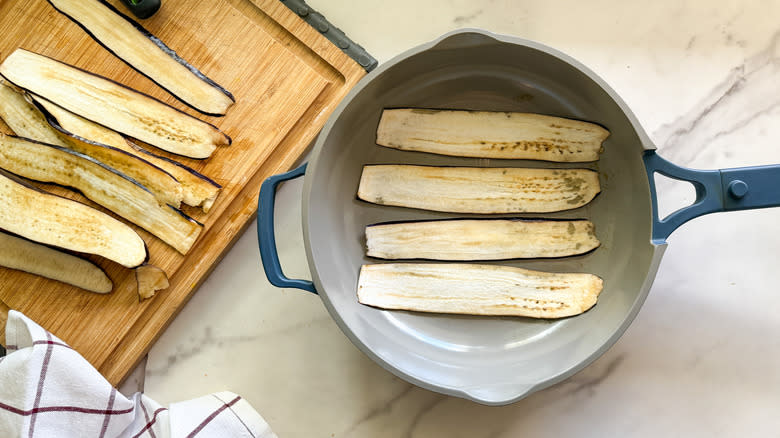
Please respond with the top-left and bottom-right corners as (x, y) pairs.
(0, 310), (276, 438)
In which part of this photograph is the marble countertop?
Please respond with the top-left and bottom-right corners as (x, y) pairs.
(136, 1), (780, 436)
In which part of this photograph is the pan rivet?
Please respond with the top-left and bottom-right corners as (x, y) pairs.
(728, 180), (748, 199)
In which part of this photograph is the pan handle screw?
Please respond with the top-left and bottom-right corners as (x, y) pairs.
(728, 180), (748, 199)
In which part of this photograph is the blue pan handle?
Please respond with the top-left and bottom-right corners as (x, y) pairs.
(257, 163), (317, 294)
(644, 150), (780, 243)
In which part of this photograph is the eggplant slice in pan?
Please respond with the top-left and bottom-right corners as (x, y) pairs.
(358, 263), (604, 319)
(0, 170), (147, 268)
(46, 0), (234, 116)
(0, 134), (202, 255)
(0, 49), (231, 158)
(0, 231), (113, 293)
(377, 109), (609, 162)
(366, 219), (600, 260)
(358, 165), (600, 213)
(0, 81), (184, 207)
(35, 96), (221, 212)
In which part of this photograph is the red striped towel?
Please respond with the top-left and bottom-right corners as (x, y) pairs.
(0, 311), (276, 438)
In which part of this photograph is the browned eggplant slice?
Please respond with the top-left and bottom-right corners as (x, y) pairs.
(0, 134), (202, 255)
(35, 96), (221, 212)
(358, 165), (601, 213)
(135, 264), (169, 301)
(366, 219), (600, 260)
(131, 145), (220, 213)
(0, 231), (113, 293)
(377, 109), (609, 162)
(0, 81), (183, 207)
(357, 263), (604, 319)
(0, 49), (231, 158)
(0, 170), (147, 268)
(47, 0), (234, 116)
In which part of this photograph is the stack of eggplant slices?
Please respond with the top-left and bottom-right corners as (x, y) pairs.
(0, 0), (233, 299)
(357, 109), (608, 319)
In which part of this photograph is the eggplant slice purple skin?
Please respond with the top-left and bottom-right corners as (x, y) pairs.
(0, 168), (149, 268)
(46, 0), (234, 117)
(0, 230), (114, 293)
(357, 164), (601, 214)
(0, 49), (232, 159)
(0, 82), (184, 208)
(29, 94), (221, 211)
(0, 135), (203, 254)
(364, 218), (601, 261)
(127, 141), (221, 189)
(357, 263), (604, 319)
(375, 108), (609, 162)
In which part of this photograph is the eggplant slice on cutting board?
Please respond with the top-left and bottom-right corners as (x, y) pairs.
(46, 0), (234, 116)
(34, 95), (221, 212)
(0, 81), (184, 207)
(358, 263), (604, 319)
(358, 165), (600, 213)
(136, 264), (170, 301)
(377, 109), (609, 162)
(0, 48), (231, 159)
(0, 170), (147, 268)
(366, 219), (600, 260)
(0, 134), (202, 255)
(0, 231), (113, 293)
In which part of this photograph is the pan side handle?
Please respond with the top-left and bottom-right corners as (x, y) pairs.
(257, 163), (317, 294)
(643, 151), (723, 243)
(644, 150), (780, 243)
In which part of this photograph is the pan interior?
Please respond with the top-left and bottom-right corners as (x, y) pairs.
(304, 32), (656, 403)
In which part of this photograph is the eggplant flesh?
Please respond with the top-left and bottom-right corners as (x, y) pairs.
(358, 165), (600, 213)
(0, 171), (146, 268)
(0, 82), (183, 207)
(35, 96), (220, 212)
(0, 231), (112, 293)
(366, 219), (600, 260)
(358, 263), (603, 319)
(0, 49), (230, 158)
(47, 0), (234, 116)
(135, 264), (169, 301)
(377, 109), (609, 162)
(0, 135), (202, 255)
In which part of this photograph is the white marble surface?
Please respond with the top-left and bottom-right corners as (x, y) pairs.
(143, 1), (780, 436)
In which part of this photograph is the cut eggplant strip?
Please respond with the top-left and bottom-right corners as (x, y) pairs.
(358, 165), (600, 213)
(0, 82), (183, 207)
(0, 170), (147, 268)
(377, 109), (609, 162)
(0, 231), (112, 293)
(0, 80), (64, 145)
(132, 146), (220, 212)
(135, 264), (169, 301)
(35, 96), (221, 212)
(47, 0), (234, 116)
(0, 49), (231, 158)
(366, 219), (600, 260)
(358, 263), (603, 319)
(0, 134), (202, 255)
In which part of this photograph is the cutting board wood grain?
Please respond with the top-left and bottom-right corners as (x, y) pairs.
(0, 0), (365, 385)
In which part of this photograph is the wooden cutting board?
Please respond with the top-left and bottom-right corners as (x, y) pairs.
(0, 0), (365, 385)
